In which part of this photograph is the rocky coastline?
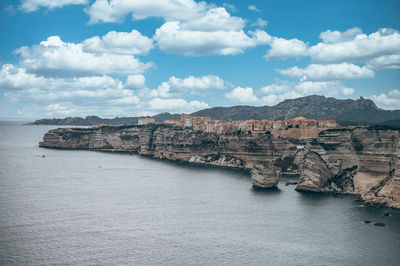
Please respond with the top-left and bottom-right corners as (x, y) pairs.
(39, 124), (400, 209)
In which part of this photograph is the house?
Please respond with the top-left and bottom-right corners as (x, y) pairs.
(318, 119), (338, 128)
(180, 113), (211, 128)
(273, 120), (285, 130)
(138, 117), (155, 125)
(164, 119), (182, 126)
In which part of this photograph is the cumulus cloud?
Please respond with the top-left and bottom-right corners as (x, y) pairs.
(85, 0), (210, 24)
(260, 81), (355, 106)
(319, 27), (363, 43)
(125, 75), (146, 89)
(277, 63), (374, 81)
(20, 0), (88, 12)
(308, 28), (400, 64)
(2, 64), (219, 117)
(369, 89), (400, 110)
(149, 98), (209, 112)
(1, 64), (217, 117)
(259, 91), (303, 106)
(1, 64), (143, 104)
(295, 81), (355, 96)
(225, 86), (259, 104)
(264, 28), (400, 82)
(251, 18), (268, 28)
(82, 30), (154, 55)
(150, 82), (174, 98)
(0, 63), (149, 115)
(226, 80), (356, 106)
(154, 22), (270, 56)
(31, 101), (138, 117)
(266, 28), (400, 82)
(260, 83), (293, 94)
(15, 36), (152, 77)
(366, 54), (400, 70)
(180, 7), (245, 32)
(168, 75), (225, 91)
(248, 5), (260, 12)
(222, 3), (237, 13)
(150, 75), (225, 98)
(0, 64), (47, 90)
(264, 37), (308, 60)
(85, 1), (271, 56)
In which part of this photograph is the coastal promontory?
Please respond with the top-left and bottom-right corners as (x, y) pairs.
(39, 114), (400, 209)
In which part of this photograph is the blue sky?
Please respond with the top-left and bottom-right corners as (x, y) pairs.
(0, 0), (399, 119)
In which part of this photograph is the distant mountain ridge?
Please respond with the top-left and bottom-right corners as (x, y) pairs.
(192, 95), (400, 125)
(29, 95), (400, 126)
(29, 113), (180, 126)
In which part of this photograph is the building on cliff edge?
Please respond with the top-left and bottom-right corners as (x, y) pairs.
(163, 114), (340, 138)
(138, 117), (155, 125)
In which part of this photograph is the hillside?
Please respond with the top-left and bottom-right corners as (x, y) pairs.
(192, 95), (400, 125)
(28, 113), (180, 126)
(29, 95), (400, 126)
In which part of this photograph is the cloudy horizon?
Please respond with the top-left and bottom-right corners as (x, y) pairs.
(0, 0), (399, 119)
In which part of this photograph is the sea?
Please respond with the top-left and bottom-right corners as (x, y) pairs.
(0, 121), (399, 265)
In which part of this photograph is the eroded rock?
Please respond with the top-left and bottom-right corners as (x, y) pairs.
(251, 162), (280, 189)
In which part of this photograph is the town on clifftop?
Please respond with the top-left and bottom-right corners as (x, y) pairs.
(94, 113), (339, 139)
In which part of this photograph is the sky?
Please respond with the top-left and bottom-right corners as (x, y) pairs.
(0, 0), (399, 119)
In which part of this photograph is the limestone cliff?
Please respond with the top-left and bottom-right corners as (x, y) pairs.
(296, 128), (400, 209)
(39, 124), (400, 209)
(40, 124), (295, 188)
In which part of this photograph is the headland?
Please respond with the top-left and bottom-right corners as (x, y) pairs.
(39, 114), (400, 209)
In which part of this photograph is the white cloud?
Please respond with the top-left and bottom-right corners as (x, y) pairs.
(369, 89), (400, 110)
(308, 28), (400, 63)
(295, 81), (355, 96)
(264, 37), (307, 60)
(277, 63), (374, 81)
(259, 91), (303, 106)
(85, 0), (210, 24)
(366, 54), (400, 70)
(222, 3), (237, 13)
(20, 0), (88, 12)
(168, 75), (225, 91)
(248, 5), (260, 12)
(149, 98), (209, 112)
(82, 30), (154, 55)
(0, 64), (46, 90)
(15, 36), (152, 77)
(149, 75), (225, 98)
(260, 27), (400, 71)
(44, 103), (74, 116)
(258, 80), (355, 106)
(226, 80), (355, 106)
(86, 1), (271, 56)
(0, 64), (146, 108)
(1, 65), (220, 118)
(180, 7), (245, 32)
(126, 75), (146, 89)
(154, 22), (270, 56)
(108, 96), (140, 105)
(251, 18), (268, 28)
(260, 83), (292, 94)
(319, 27), (363, 44)
(225, 86), (259, 104)
(150, 82), (173, 98)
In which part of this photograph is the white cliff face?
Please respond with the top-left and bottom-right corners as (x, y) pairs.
(296, 128), (400, 208)
(40, 125), (400, 209)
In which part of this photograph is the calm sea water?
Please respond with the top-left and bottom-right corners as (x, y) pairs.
(0, 121), (399, 265)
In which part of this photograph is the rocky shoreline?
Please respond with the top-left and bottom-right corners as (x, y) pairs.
(39, 124), (400, 209)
